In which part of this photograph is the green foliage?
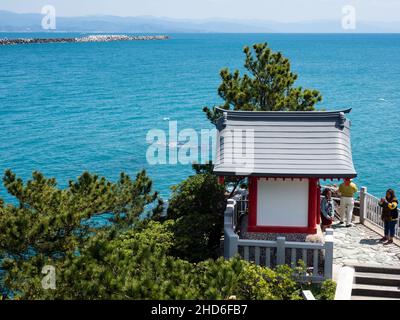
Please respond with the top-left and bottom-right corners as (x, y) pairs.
(0, 169), (162, 257)
(166, 173), (226, 262)
(314, 279), (336, 300)
(192, 162), (215, 175)
(204, 43), (322, 124)
(233, 261), (335, 300)
(0, 170), (335, 300)
(191, 162), (245, 199)
(236, 263), (301, 300)
(0, 169), (162, 297)
(192, 258), (335, 300)
(4, 220), (194, 300)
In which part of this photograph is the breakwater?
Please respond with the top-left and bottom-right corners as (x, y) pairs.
(0, 34), (169, 46)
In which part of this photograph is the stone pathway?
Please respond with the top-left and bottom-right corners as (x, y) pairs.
(332, 221), (400, 267)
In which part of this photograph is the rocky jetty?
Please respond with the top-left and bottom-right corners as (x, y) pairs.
(0, 34), (169, 46)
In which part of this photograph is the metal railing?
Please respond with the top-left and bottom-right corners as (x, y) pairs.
(224, 199), (334, 282)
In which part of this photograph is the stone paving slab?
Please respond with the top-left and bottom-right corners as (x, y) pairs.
(332, 221), (400, 267)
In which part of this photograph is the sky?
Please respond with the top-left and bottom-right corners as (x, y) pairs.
(1, 0), (399, 22)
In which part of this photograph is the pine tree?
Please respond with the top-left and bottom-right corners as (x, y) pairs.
(203, 43), (322, 124)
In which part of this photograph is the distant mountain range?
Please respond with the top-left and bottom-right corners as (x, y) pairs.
(1, 10), (400, 33)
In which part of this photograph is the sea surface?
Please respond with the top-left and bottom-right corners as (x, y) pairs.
(0, 33), (399, 202)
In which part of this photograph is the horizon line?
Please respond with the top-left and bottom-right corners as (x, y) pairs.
(2, 9), (400, 24)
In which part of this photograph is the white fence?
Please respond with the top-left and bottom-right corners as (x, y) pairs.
(224, 199), (334, 282)
(359, 186), (400, 239)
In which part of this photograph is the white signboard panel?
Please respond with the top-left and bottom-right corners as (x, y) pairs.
(257, 178), (309, 227)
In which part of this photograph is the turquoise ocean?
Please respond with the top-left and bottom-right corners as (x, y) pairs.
(0, 33), (399, 201)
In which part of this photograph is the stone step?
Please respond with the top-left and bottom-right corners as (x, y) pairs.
(352, 265), (400, 275)
(355, 272), (400, 287)
(352, 284), (400, 299)
(351, 295), (400, 300)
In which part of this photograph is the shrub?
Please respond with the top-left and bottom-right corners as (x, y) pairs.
(166, 173), (226, 262)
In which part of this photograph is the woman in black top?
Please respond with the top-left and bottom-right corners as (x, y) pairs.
(378, 189), (398, 245)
